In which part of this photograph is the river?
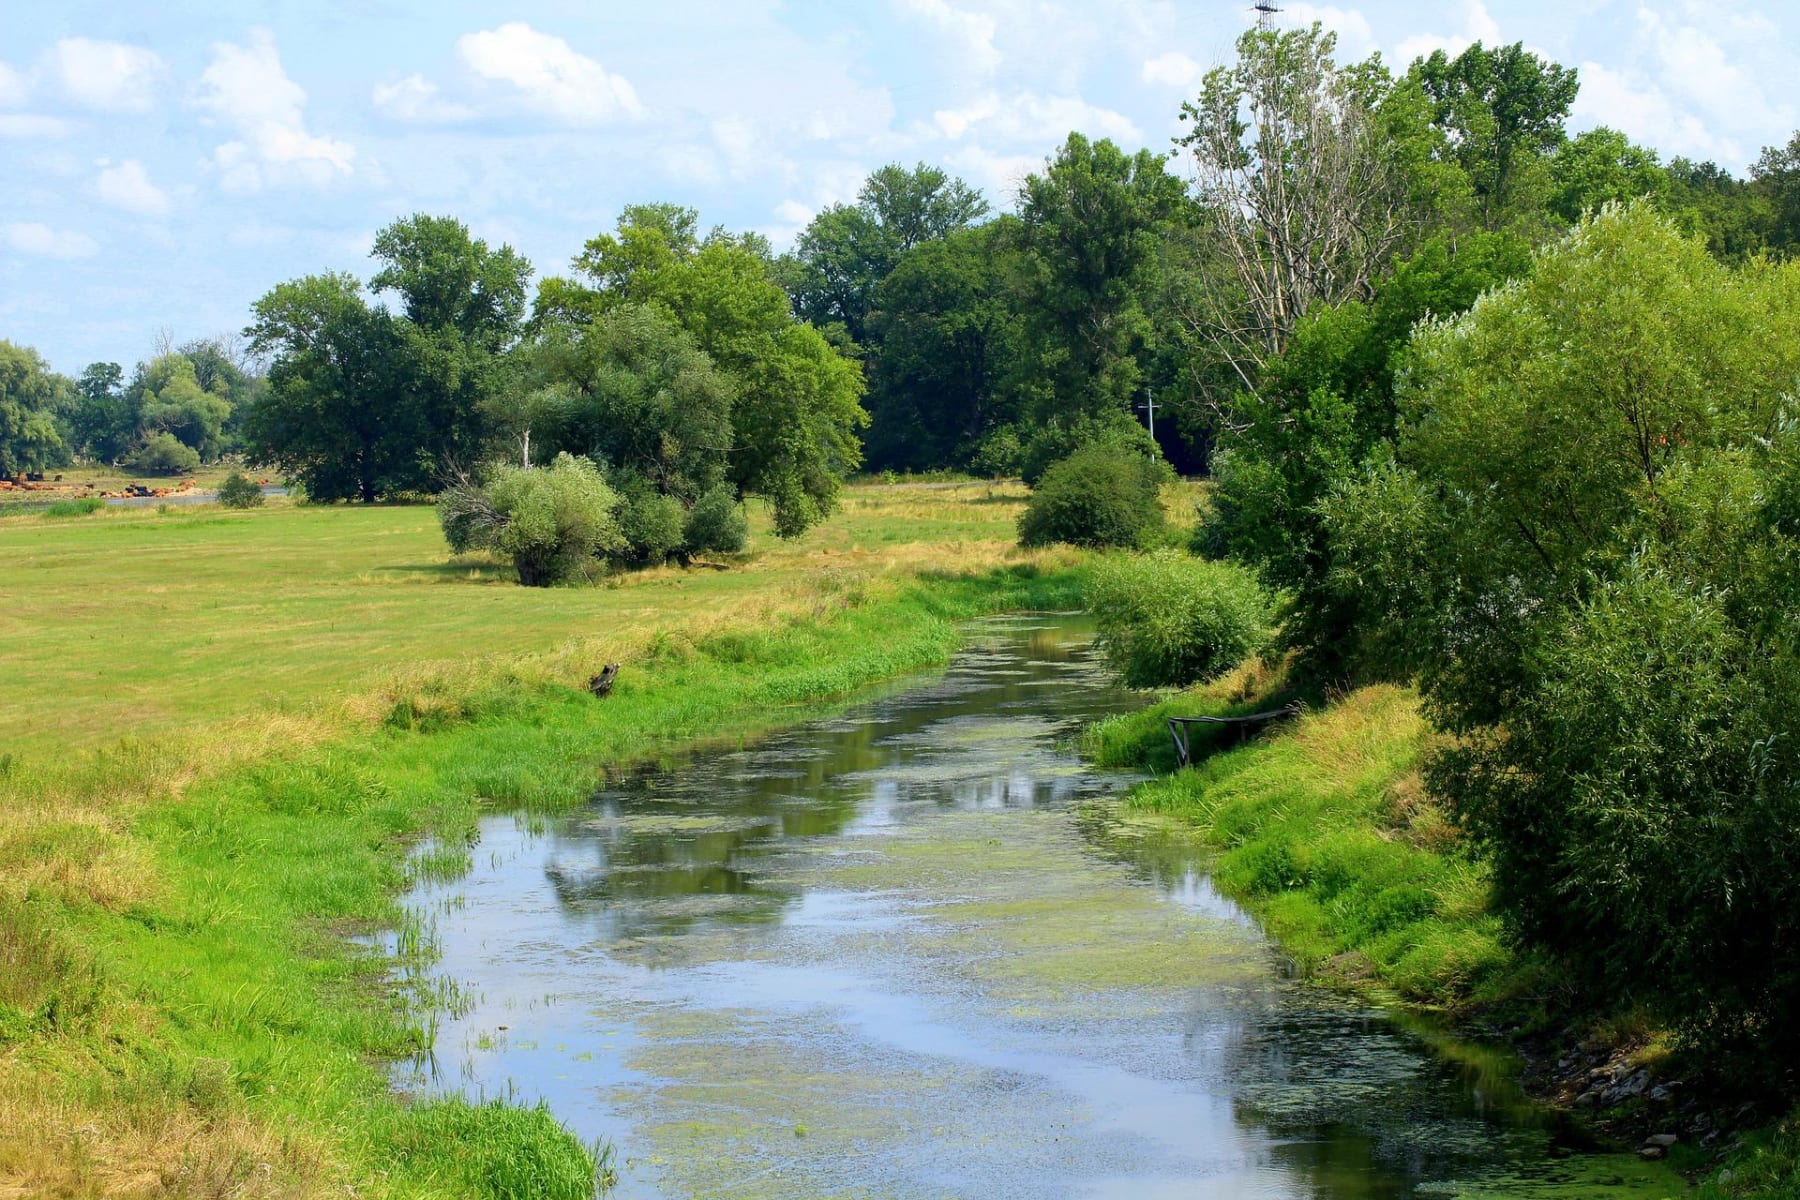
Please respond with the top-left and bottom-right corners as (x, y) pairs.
(396, 615), (1685, 1199)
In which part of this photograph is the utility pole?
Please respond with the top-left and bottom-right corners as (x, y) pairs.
(1254, 2), (1281, 31)
(1138, 384), (1157, 443)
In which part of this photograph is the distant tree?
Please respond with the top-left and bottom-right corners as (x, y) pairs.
(371, 214), (532, 472)
(527, 303), (734, 501)
(1547, 127), (1668, 224)
(1410, 41), (1579, 229)
(246, 215), (532, 502)
(1750, 131), (1800, 256)
(71, 361), (134, 462)
(863, 219), (1028, 469)
(133, 353), (232, 460)
(243, 273), (407, 503)
(1666, 157), (1774, 262)
(126, 430), (201, 475)
(781, 163), (988, 343)
(537, 207), (866, 535)
(0, 340), (72, 475)
(1178, 26), (1411, 389)
(1017, 133), (1188, 418)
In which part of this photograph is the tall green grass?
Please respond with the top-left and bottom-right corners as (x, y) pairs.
(41, 496), (104, 517)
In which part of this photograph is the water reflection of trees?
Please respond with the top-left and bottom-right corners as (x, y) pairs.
(537, 619), (1137, 942)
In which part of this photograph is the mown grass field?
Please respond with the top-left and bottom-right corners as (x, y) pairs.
(0, 480), (1040, 753)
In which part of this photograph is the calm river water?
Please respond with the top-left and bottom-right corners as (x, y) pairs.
(398, 616), (1686, 1199)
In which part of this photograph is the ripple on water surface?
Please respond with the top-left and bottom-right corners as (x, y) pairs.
(398, 617), (1686, 1200)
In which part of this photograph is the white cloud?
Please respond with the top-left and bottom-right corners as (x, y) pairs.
(1141, 52), (1201, 89)
(45, 38), (163, 112)
(932, 90), (1141, 145)
(940, 143), (1041, 202)
(0, 114), (74, 138)
(1394, 0), (1502, 64)
(2, 222), (99, 259)
(774, 199), (815, 226)
(1279, 5), (1378, 61)
(1573, 59), (1735, 163)
(456, 23), (642, 124)
(895, 0), (1002, 76)
(194, 29), (354, 192)
(372, 74), (475, 123)
(95, 159), (171, 218)
(0, 61), (28, 108)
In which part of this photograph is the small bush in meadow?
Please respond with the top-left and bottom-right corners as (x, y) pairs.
(683, 483), (748, 556)
(1087, 550), (1275, 687)
(437, 454), (624, 586)
(1018, 443), (1167, 550)
(216, 471), (264, 508)
(615, 486), (687, 566)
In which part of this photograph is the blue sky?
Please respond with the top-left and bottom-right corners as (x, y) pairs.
(3, 0), (1796, 373)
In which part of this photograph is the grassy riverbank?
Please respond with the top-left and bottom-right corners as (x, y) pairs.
(1085, 668), (1518, 1012)
(0, 482), (1086, 1198)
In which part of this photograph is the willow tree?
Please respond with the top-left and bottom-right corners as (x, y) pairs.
(1177, 24), (1410, 396)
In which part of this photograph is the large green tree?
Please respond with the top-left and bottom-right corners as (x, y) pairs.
(536, 206), (866, 535)
(863, 219), (1029, 470)
(781, 163), (988, 344)
(1411, 41), (1579, 229)
(246, 216), (530, 501)
(0, 340), (71, 476)
(243, 274), (408, 503)
(1319, 205), (1800, 1065)
(1016, 132), (1188, 420)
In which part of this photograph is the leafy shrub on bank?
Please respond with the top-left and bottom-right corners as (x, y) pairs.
(125, 432), (200, 475)
(1088, 550), (1274, 687)
(216, 471), (264, 508)
(438, 454), (624, 586)
(1018, 443), (1167, 549)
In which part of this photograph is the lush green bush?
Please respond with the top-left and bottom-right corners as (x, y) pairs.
(1087, 551), (1275, 687)
(125, 431), (200, 475)
(683, 483), (748, 556)
(438, 454), (624, 586)
(615, 485), (687, 566)
(1018, 443), (1166, 549)
(216, 471), (264, 509)
(42, 497), (104, 518)
(1018, 409), (1165, 488)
